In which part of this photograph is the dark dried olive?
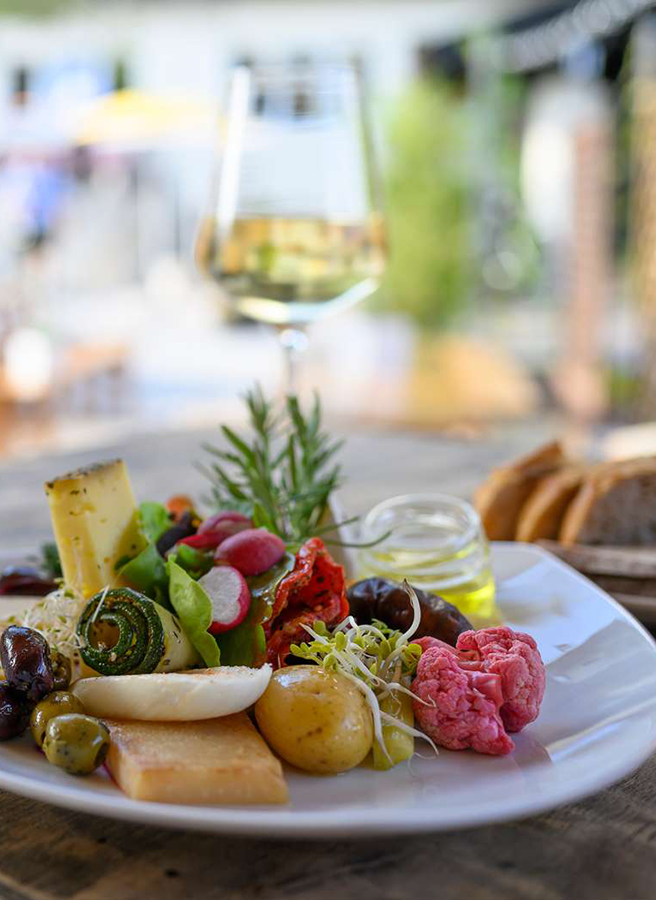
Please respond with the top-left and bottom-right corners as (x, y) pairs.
(0, 626), (54, 702)
(346, 578), (473, 646)
(156, 511), (195, 556)
(0, 682), (32, 740)
(0, 566), (56, 596)
(50, 651), (71, 692)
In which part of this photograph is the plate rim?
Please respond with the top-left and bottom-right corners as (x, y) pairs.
(0, 541), (654, 838)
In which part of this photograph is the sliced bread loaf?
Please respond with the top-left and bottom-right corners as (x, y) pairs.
(559, 456), (656, 545)
(515, 465), (586, 542)
(474, 441), (566, 540)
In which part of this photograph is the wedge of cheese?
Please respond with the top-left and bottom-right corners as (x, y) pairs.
(105, 714), (288, 805)
(45, 460), (146, 599)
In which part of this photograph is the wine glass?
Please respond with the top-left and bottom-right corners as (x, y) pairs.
(195, 61), (386, 392)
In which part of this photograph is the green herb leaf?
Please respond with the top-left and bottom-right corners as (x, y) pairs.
(167, 560), (220, 667)
(203, 387), (343, 542)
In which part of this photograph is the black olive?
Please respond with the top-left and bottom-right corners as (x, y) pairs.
(156, 511), (196, 556)
(0, 566), (56, 596)
(0, 626), (54, 702)
(346, 578), (473, 646)
(0, 682), (32, 740)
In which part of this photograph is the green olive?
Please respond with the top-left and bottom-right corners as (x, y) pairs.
(50, 651), (71, 692)
(30, 691), (86, 748)
(42, 713), (109, 776)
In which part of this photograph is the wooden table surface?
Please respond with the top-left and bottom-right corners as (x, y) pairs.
(0, 423), (654, 900)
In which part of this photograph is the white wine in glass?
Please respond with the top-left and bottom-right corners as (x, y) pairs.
(195, 62), (386, 390)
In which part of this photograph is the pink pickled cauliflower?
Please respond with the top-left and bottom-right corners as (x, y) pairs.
(412, 627), (546, 756)
(456, 627), (545, 733)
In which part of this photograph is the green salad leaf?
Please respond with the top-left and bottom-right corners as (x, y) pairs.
(119, 543), (171, 610)
(167, 559), (220, 667)
(41, 542), (62, 580)
(246, 552), (295, 619)
(214, 605), (264, 668)
(138, 501), (171, 544)
(169, 544), (213, 580)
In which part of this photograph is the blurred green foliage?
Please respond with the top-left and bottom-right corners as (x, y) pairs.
(377, 78), (473, 329)
(0, 0), (73, 15)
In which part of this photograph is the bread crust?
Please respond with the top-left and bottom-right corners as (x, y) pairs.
(474, 441), (566, 540)
(559, 456), (656, 545)
(515, 466), (585, 542)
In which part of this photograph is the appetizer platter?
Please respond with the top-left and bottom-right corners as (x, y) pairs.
(0, 391), (655, 837)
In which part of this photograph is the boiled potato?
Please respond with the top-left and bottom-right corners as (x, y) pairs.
(254, 665), (373, 774)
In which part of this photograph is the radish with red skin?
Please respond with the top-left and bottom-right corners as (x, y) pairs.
(216, 528), (286, 577)
(178, 533), (225, 550)
(198, 566), (252, 635)
(179, 511), (253, 551)
(198, 511), (252, 537)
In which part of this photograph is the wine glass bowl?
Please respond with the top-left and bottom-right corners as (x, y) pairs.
(195, 62), (386, 388)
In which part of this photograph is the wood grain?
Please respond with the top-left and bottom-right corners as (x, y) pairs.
(539, 540), (656, 578)
(0, 423), (653, 900)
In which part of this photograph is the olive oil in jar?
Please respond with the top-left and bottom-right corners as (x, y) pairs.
(359, 494), (500, 627)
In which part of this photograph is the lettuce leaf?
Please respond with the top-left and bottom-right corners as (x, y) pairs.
(167, 559), (220, 667)
(119, 543), (171, 610)
(138, 502), (172, 544)
(169, 544), (213, 580)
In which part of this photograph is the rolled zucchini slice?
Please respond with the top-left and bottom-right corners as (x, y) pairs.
(77, 587), (199, 676)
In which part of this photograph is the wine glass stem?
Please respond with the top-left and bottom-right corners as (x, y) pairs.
(277, 326), (308, 396)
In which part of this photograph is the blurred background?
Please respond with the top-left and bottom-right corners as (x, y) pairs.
(2, 0), (656, 459)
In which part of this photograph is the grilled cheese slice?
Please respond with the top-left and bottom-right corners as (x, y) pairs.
(106, 713), (288, 805)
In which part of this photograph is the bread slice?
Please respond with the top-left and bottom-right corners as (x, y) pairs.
(474, 441), (566, 540)
(515, 465), (586, 542)
(105, 713), (288, 805)
(559, 456), (656, 546)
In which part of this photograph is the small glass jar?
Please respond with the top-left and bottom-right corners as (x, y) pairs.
(358, 493), (497, 622)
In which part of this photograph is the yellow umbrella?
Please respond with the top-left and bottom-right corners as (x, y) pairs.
(75, 88), (217, 147)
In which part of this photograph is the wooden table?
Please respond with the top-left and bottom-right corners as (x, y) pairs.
(0, 423), (654, 900)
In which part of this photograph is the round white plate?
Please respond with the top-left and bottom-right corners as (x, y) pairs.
(0, 542), (655, 838)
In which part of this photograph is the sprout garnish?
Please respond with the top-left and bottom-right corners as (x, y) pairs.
(291, 580), (438, 765)
(14, 587), (86, 658)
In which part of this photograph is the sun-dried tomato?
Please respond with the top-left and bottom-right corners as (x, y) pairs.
(265, 538), (348, 668)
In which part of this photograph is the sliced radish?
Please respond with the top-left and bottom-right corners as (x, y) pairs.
(215, 528), (286, 576)
(198, 566), (252, 635)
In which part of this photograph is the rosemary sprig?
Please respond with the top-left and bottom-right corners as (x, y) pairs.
(202, 387), (344, 543)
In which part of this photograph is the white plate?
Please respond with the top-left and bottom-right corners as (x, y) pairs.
(0, 542), (655, 838)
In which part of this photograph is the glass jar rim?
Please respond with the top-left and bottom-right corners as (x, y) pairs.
(362, 492), (482, 554)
